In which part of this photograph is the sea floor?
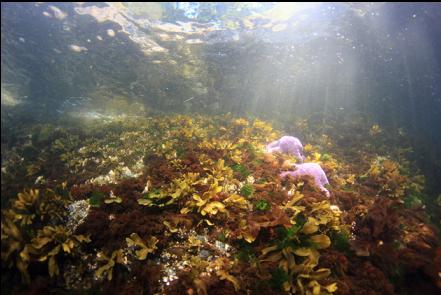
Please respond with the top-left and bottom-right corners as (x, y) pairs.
(1, 113), (440, 294)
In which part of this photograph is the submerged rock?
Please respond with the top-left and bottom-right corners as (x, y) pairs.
(66, 200), (91, 231)
(69, 44), (88, 53)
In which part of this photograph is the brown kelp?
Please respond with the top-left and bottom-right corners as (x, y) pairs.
(1, 114), (440, 294)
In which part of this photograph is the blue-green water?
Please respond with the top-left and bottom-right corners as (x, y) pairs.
(1, 3), (440, 294)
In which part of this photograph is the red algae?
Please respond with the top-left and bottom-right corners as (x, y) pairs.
(1, 114), (439, 294)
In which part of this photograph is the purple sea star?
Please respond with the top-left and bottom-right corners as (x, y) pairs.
(266, 136), (304, 163)
(280, 163), (330, 197)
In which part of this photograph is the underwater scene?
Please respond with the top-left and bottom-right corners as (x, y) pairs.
(1, 2), (441, 295)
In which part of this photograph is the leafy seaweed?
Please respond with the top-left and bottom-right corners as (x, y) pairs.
(295, 213), (307, 228)
(254, 199), (270, 211)
(176, 146), (186, 157)
(144, 188), (162, 199)
(330, 230), (351, 253)
(240, 184), (254, 197)
(269, 267), (289, 290)
(274, 215), (312, 250)
(321, 153), (331, 161)
(236, 244), (256, 263)
(277, 224), (300, 241)
(232, 164), (250, 177)
(217, 232), (226, 242)
(89, 192), (104, 208)
(403, 193), (423, 209)
(255, 178), (267, 184)
(238, 142), (257, 158)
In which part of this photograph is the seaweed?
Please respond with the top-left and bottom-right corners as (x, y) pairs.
(232, 164), (250, 178)
(269, 267), (289, 291)
(235, 243), (256, 263)
(27, 225), (90, 278)
(1, 113), (439, 294)
(240, 184), (254, 197)
(126, 233), (158, 260)
(104, 191), (123, 204)
(403, 192), (424, 209)
(254, 199), (271, 211)
(94, 249), (125, 281)
(329, 230), (351, 254)
(88, 191), (104, 208)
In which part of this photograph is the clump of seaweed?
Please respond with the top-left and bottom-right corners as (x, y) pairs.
(94, 249), (126, 281)
(126, 233), (158, 260)
(104, 191), (122, 204)
(1, 218), (29, 281)
(240, 184), (254, 197)
(257, 193), (341, 294)
(1, 221), (90, 283)
(27, 225), (91, 278)
(362, 156), (408, 198)
(88, 191), (104, 208)
(5, 186), (69, 226)
(254, 199), (271, 211)
(1, 184), (74, 282)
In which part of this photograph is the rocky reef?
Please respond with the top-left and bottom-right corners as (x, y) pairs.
(1, 113), (440, 294)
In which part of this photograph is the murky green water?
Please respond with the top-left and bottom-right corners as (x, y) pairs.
(1, 3), (440, 294)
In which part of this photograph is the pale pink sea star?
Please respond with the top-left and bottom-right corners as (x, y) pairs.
(280, 162), (330, 197)
(266, 136), (304, 163)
